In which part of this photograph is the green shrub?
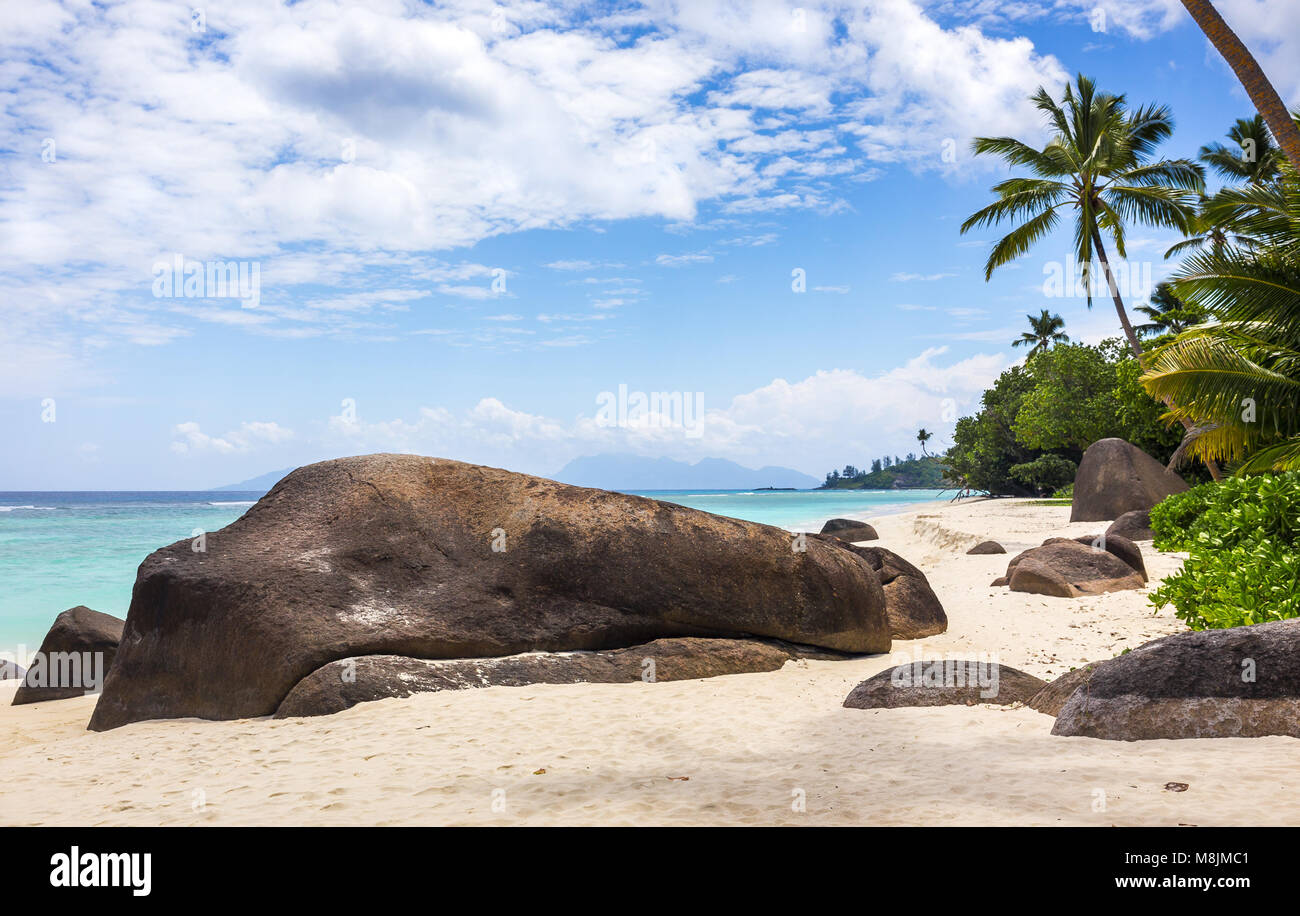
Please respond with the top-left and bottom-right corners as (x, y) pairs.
(1008, 454), (1077, 495)
(1149, 472), (1300, 629)
(1149, 481), (1222, 551)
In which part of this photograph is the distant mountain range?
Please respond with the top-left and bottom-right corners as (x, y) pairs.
(553, 454), (820, 490)
(211, 468), (294, 492)
(213, 456), (819, 493)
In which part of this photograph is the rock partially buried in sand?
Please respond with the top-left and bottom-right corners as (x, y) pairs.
(275, 637), (829, 718)
(1105, 509), (1154, 542)
(819, 518), (879, 541)
(91, 455), (892, 730)
(843, 660), (1046, 709)
(814, 538), (947, 639)
(1052, 620), (1300, 740)
(967, 540), (1006, 555)
(1069, 438), (1188, 522)
(12, 606), (123, 706)
(999, 540), (1145, 598)
(1027, 663), (1101, 716)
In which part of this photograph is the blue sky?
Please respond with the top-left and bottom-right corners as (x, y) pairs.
(2, 0), (1297, 488)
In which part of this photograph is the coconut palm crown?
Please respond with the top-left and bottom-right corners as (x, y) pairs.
(1013, 310), (1069, 355)
(1199, 114), (1281, 184)
(962, 74), (1205, 361)
(1143, 163), (1300, 472)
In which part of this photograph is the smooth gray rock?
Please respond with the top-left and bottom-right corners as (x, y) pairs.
(13, 607), (123, 705)
(91, 455), (892, 730)
(1053, 620), (1300, 739)
(1070, 438), (1188, 522)
(1106, 509), (1154, 542)
(819, 518), (879, 541)
(815, 538), (947, 639)
(1027, 663), (1101, 716)
(275, 637), (820, 718)
(1040, 534), (1147, 581)
(843, 661), (1046, 708)
(999, 540), (1145, 598)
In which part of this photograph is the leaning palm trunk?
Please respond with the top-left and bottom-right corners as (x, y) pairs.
(1091, 228), (1146, 360)
(1180, 0), (1300, 170)
(1093, 227), (1225, 480)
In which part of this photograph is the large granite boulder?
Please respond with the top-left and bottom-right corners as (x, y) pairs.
(90, 455), (891, 730)
(13, 606), (124, 705)
(1070, 438), (1188, 522)
(814, 539), (947, 638)
(819, 518), (879, 542)
(1053, 620), (1300, 740)
(1003, 540), (1145, 598)
(275, 637), (810, 718)
(966, 540), (1006, 555)
(1027, 663), (1101, 716)
(1106, 509), (1154, 542)
(843, 660), (1045, 708)
(1041, 534), (1147, 581)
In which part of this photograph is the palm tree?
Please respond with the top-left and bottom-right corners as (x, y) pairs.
(1164, 194), (1262, 258)
(1142, 164), (1300, 471)
(1167, 115), (1294, 258)
(1012, 310), (1069, 355)
(962, 74), (1204, 362)
(1179, 1), (1300, 170)
(965, 75), (1222, 478)
(1199, 115), (1281, 184)
(916, 428), (932, 457)
(1135, 283), (1207, 338)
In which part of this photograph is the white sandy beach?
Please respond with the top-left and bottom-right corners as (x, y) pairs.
(3, 497), (1298, 827)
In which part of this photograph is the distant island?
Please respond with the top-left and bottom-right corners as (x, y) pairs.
(211, 468), (295, 492)
(819, 455), (954, 490)
(553, 454), (820, 490)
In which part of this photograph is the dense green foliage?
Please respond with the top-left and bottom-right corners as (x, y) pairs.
(1148, 474), (1300, 628)
(1013, 342), (1131, 451)
(945, 340), (1186, 495)
(1148, 481), (1222, 551)
(821, 456), (951, 490)
(1008, 454), (1077, 493)
(944, 366), (1037, 495)
(1144, 165), (1300, 473)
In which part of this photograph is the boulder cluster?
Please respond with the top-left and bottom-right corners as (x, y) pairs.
(40, 454), (947, 729)
(22, 438), (1286, 744)
(843, 438), (1300, 741)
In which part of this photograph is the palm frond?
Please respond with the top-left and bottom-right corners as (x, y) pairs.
(983, 207), (1061, 279)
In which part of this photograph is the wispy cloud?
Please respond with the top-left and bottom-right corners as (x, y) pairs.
(891, 272), (956, 282)
(656, 252), (715, 267)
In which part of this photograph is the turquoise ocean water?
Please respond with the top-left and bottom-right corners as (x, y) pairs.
(0, 487), (949, 652)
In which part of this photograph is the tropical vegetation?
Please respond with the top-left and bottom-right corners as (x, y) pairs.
(1135, 283), (1208, 339)
(945, 339), (1187, 496)
(1149, 473), (1300, 629)
(961, 73), (1204, 361)
(945, 28), (1300, 628)
(820, 455), (951, 490)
